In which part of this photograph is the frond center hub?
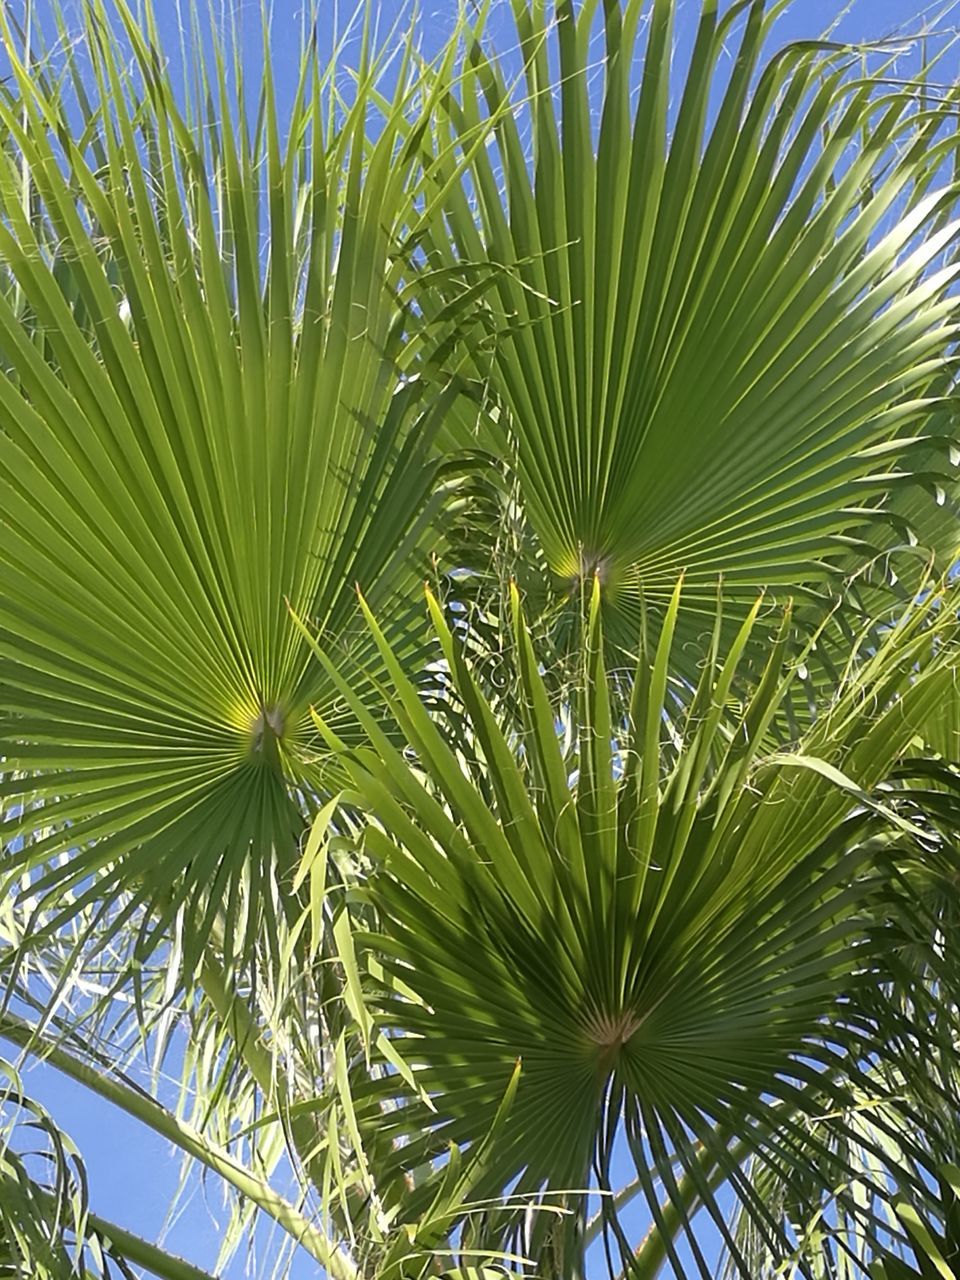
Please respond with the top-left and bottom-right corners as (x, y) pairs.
(249, 702), (287, 765)
(583, 1008), (643, 1059)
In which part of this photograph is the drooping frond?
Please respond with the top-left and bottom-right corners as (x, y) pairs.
(0, 1055), (223, 1280)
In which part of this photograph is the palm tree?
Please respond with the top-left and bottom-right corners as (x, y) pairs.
(1, 1), (960, 1277)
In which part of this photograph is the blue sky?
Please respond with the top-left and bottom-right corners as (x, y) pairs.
(6, 0), (956, 1276)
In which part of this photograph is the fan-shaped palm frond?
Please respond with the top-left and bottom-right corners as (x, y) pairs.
(304, 577), (960, 1278)
(418, 0), (960, 668)
(0, 0), (465, 976)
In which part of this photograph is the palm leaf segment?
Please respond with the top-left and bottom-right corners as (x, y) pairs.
(313, 581), (960, 1276)
(0, 1059), (138, 1280)
(0, 2), (457, 968)
(426, 0), (960, 655)
(871, 1167), (960, 1280)
(719, 760), (960, 1278)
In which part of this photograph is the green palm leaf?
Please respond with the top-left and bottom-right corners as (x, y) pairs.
(307, 578), (960, 1277)
(721, 758), (960, 1279)
(871, 1168), (960, 1280)
(421, 0), (960, 663)
(0, 0), (461, 974)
